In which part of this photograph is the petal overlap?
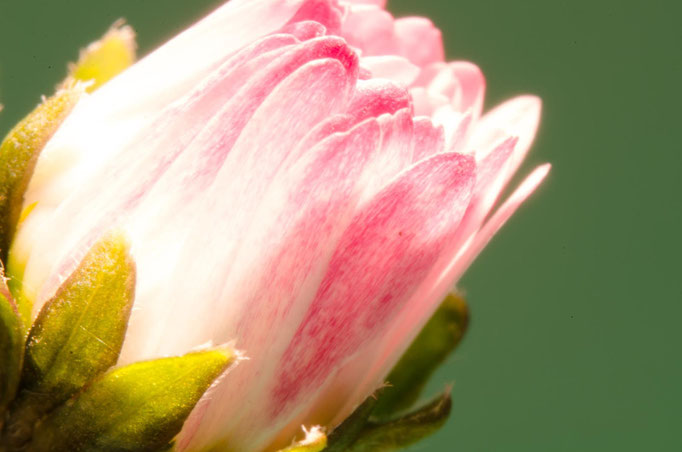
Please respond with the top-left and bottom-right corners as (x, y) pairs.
(9, 1), (549, 450)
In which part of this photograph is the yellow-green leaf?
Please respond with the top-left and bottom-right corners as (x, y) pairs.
(62, 20), (137, 93)
(0, 231), (135, 449)
(0, 85), (82, 265)
(0, 267), (23, 414)
(29, 347), (236, 452)
(21, 230), (135, 404)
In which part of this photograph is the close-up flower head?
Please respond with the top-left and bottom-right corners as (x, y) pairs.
(29, 0), (682, 451)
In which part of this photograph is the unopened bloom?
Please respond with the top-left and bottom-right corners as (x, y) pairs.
(9, 0), (549, 450)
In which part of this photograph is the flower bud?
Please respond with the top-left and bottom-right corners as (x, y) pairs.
(6, 0), (549, 450)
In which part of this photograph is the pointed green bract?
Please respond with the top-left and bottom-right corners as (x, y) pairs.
(0, 85), (82, 267)
(325, 391), (381, 452)
(21, 230), (135, 407)
(29, 347), (235, 452)
(62, 20), (137, 93)
(277, 427), (327, 452)
(0, 231), (136, 450)
(373, 293), (468, 419)
(0, 271), (24, 414)
(347, 392), (452, 452)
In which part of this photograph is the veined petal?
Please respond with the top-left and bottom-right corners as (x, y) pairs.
(178, 119), (383, 452)
(343, 101), (544, 406)
(80, 0), (313, 113)
(10, 1), (547, 450)
(280, 20), (328, 40)
(347, 79), (413, 121)
(126, 36), (360, 230)
(358, 109), (414, 202)
(340, 4), (445, 71)
(293, 114), (358, 157)
(344, 165), (550, 416)
(268, 153), (475, 442)
(411, 117), (446, 163)
(287, 0), (344, 34)
(24, 33), (301, 208)
(19, 35), (352, 313)
(24, 0), (315, 207)
(120, 47), (359, 365)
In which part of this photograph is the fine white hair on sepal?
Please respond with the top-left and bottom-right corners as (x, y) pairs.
(300, 425), (326, 445)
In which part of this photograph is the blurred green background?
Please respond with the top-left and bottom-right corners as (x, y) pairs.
(1, 0), (680, 451)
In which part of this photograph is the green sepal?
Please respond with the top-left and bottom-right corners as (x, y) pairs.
(373, 293), (468, 419)
(277, 427), (327, 452)
(61, 20), (137, 93)
(0, 85), (83, 266)
(0, 231), (135, 449)
(29, 347), (236, 452)
(325, 392), (380, 452)
(347, 391), (452, 452)
(0, 268), (24, 414)
(21, 229), (135, 408)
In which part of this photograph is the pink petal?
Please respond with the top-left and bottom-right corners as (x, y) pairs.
(92, 0), (313, 114)
(472, 95), (542, 162)
(427, 65), (460, 103)
(22, 33), (305, 309)
(344, 165), (550, 415)
(347, 79), (413, 121)
(345, 0), (386, 6)
(412, 62), (447, 88)
(450, 61), (486, 118)
(448, 163), (551, 282)
(286, 0), (343, 35)
(120, 51), (360, 364)
(280, 20), (329, 40)
(358, 108), (415, 201)
(411, 117), (446, 162)
(463, 95), (542, 232)
(28, 31), (300, 208)
(24, 0), (340, 221)
(432, 106), (472, 152)
(341, 4), (397, 56)
(393, 17), (445, 67)
(27, 36), (360, 312)
(453, 137), (518, 244)
(410, 62), (484, 118)
(409, 86), (450, 116)
(135, 36), (360, 211)
(360, 55), (420, 86)
(399, 165), (551, 367)
(271, 152), (475, 419)
(291, 114), (358, 160)
(178, 119), (383, 452)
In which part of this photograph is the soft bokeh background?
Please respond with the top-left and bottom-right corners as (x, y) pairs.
(1, 1), (680, 451)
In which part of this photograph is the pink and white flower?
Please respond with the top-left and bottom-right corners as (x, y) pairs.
(10, 0), (549, 450)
